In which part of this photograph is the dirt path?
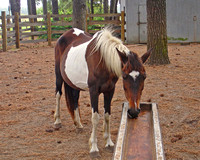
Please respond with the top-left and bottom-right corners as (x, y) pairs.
(0, 43), (199, 160)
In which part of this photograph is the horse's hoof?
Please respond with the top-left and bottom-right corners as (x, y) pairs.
(54, 123), (62, 130)
(105, 145), (114, 153)
(90, 151), (101, 159)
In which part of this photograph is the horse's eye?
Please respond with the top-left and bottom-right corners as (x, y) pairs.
(122, 73), (128, 79)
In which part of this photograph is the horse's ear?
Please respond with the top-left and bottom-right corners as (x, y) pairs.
(141, 48), (153, 63)
(116, 48), (128, 65)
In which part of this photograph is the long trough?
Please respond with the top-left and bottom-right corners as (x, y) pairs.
(113, 102), (165, 160)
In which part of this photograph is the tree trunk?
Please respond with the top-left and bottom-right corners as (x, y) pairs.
(87, 0), (90, 13)
(110, 0), (117, 13)
(52, 0), (59, 21)
(73, 0), (86, 31)
(9, 0), (21, 15)
(91, 0), (94, 14)
(100, 0), (103, 13)
(9, 0), (21, 23)
(43, 0), (47, 15)
(147, 0), (170, 65)
(27, 0), (31, 15)
(110, 0), (118, 20)
(114, 0), (118, 13)
(104, 0), (109, 20)
(31, 0), (37, 22)
(104, 0), (108, 14)
(16, 0), (21, 14)
(30, 0), (36, 15)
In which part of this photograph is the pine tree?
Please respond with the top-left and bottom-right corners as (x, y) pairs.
(147, 0), (170, 65)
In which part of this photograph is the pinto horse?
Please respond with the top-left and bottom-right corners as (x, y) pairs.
(54, 28), (151, 153)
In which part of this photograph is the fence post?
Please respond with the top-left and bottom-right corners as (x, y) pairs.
(7, 16), (11, 31)
(30, 18), (34, 40)
(15, 12), (20, 48)
(121, 11), (125, 43)
(47, 12), (51, 46)
(2, 11), (7, 52)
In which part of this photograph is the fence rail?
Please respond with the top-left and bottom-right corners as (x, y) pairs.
(0, 11), (125, 52)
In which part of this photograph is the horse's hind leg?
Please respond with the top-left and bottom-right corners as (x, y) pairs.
(72, 89), (83, 129)
(64, 82), (83, 129)
(103, 90), (115, 148)
(54, 66), (63, 129)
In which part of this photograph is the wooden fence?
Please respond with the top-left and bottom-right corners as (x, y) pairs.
(0, 11), (125, 52)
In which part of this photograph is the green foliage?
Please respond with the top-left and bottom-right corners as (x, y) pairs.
(59, 0), (73, 15)
(37, 19), (72, 39)
(36, 0), (41, 6)
(36, 0), (103, 14)
(168, 37), (188, 41)
(37, 7), (43, 15)
(87, 0), (104, 14)
(35, 0), (106, 39)
(47, 0), (52, 14)
(37, 0), (73, 14)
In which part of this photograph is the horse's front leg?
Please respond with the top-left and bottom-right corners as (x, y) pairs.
(103, 89), (115, 148)
(89, 88), (100, 153)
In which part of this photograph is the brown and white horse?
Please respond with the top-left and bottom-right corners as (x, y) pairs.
(54, 28), (151, 154)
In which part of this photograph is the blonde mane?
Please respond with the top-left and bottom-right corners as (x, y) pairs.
(94, 28), (130, 77)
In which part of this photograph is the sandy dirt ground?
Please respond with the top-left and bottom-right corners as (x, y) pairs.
(0, 42), (199, 160)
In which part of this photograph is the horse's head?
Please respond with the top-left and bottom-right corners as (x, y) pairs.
(117, 48), (152, 118)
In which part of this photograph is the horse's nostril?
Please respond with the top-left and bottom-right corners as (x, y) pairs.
(127, 108), (140, 119)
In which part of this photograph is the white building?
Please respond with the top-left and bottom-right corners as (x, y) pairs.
(120, 0), (200, 44)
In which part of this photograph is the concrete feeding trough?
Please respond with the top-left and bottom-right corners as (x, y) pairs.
(113, 102), (165, 160)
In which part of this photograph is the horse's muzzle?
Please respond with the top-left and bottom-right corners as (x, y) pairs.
(127, 108), (141, 119)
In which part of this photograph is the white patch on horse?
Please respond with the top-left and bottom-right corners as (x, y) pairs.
(73, 28), (84, 36)
(74, 108), (83, 128)
(89, 110), (100, 153)
(54, 92), (61, 125)
(65, 35), (96, 90)
(103, 112), (114, 147)
(129, 71), (140, 81)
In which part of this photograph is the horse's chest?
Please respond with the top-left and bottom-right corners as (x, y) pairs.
(64, 42), (89, 90)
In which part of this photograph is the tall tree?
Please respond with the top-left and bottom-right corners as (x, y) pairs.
(103, 0), (109, 20)
(9, 0), (21, 24)
(30, 0), (37, 15)
(52, 0), (59, 21)
(99, 0), (103, 13)
(147, 0), (170, 65)
(27, 0), (37, 22)
(59, 0), (72, 14)
(43, 0), (47, 15)
(73, 0), (86, 30)
(91, 0), (94, 14)
(114, 0), (118, 13)
(27, 0), (31, 15)
(110, 0), (118, 13)
(9, 0), (21, 16)
(103, 0), (108, 14)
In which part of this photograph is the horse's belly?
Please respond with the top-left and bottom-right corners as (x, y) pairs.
(65, 44), (89, 90)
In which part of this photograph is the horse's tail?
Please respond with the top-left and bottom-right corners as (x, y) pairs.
(63, 82), (76, 120)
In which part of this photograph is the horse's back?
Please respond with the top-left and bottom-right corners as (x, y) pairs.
(55, 28), (92, 58)
(55, 28), (94, 90)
